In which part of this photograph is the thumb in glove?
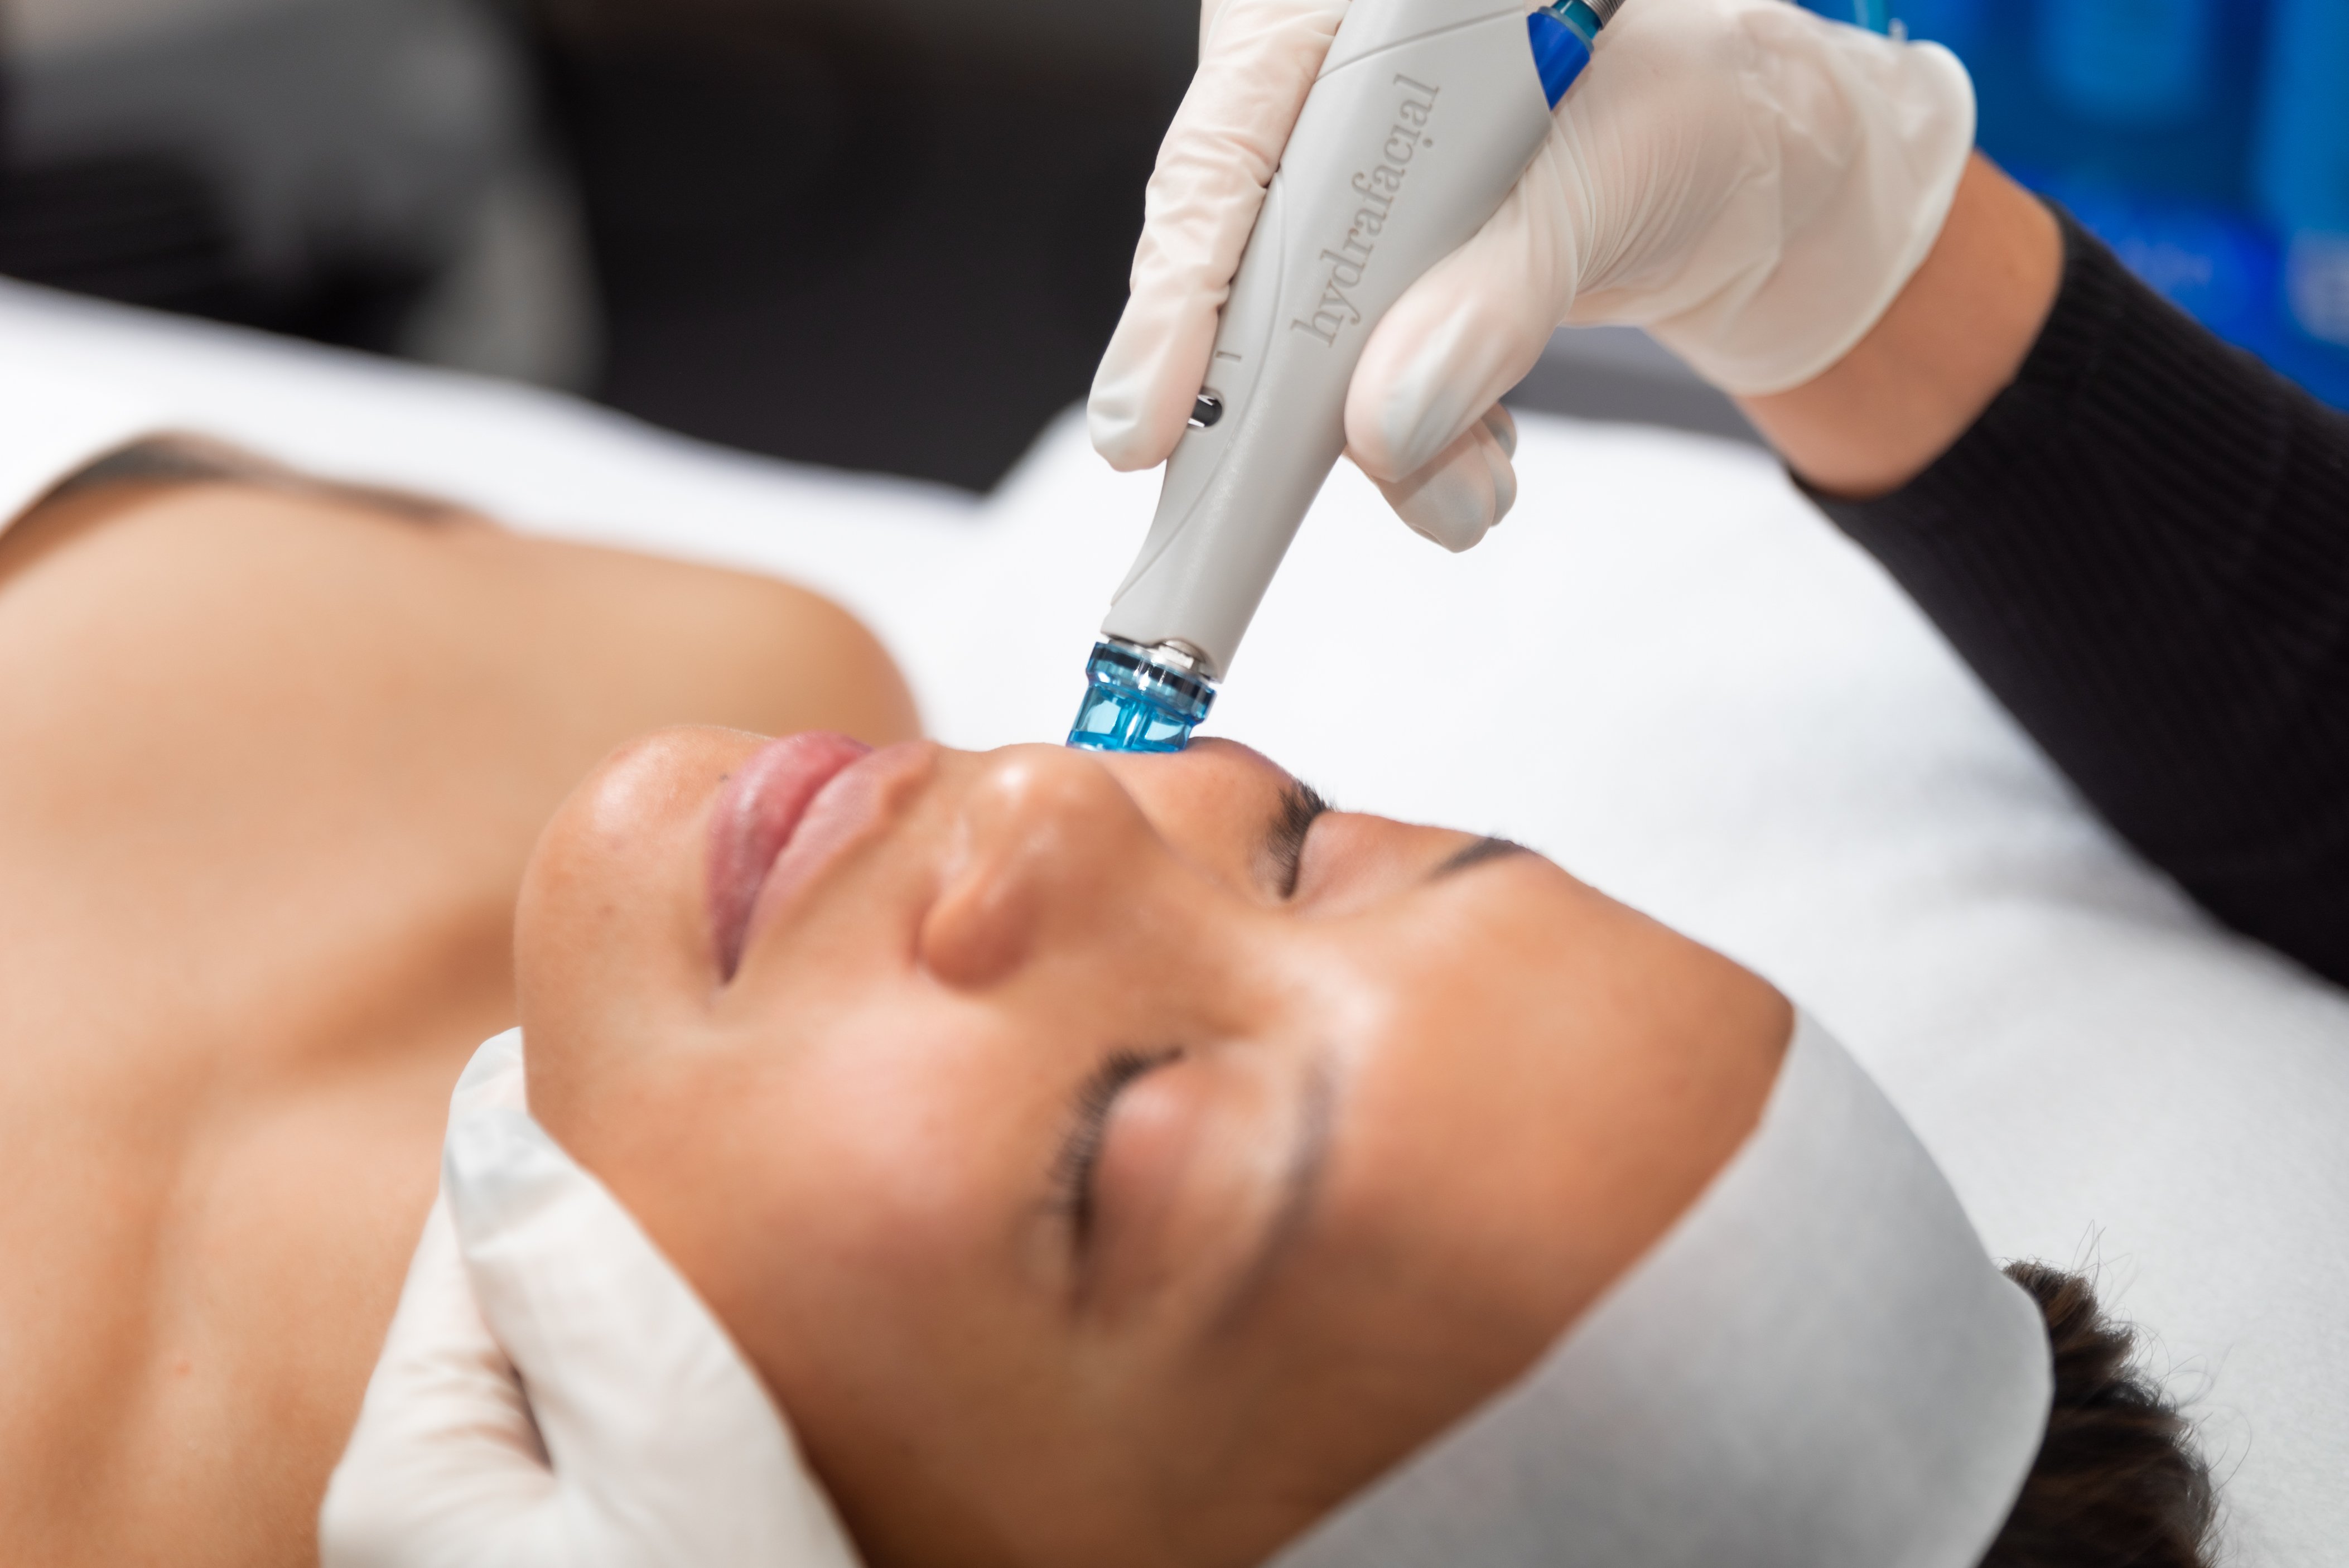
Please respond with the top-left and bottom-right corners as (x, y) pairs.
(321, 1030), (862, 1568)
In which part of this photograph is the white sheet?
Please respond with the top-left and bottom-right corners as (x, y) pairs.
(4, 278), (2343, 1563)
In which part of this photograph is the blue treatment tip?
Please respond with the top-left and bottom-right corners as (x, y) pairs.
(1067, 639), (1217, 754)
(1528, 4), (1597, 107)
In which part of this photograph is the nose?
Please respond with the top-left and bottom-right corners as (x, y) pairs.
(917, 745), (1165, 991)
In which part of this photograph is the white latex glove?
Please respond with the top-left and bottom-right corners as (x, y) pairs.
(1088, 0), (1974, 549)
(320, 1030), (862, 1568)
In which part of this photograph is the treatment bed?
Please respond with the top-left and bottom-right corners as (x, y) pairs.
(3, 277), (2342, 1564)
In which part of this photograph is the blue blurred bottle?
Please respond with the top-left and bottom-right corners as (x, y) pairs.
(1793, 0), (1890, 35)
(2255, 0), (2349, 350)
(2037, 0), (2216, 126)
(1894, 0), (1986, 55)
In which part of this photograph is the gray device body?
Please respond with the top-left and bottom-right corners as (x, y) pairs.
(1098, 0), (1560, 681)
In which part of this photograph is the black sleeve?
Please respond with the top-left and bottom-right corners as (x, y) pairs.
(1808, 208), (2349, 987)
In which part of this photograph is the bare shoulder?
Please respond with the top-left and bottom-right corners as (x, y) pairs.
(0, 468), (914, 1565)
(1, 460), (918, 752)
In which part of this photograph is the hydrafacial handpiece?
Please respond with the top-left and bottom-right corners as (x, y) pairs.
(1069, 0), (1620, 753)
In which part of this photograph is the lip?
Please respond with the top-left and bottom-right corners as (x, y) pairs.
(706, 731), (879, 978)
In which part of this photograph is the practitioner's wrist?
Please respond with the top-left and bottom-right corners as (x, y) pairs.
(1737, 155), (2063, 502)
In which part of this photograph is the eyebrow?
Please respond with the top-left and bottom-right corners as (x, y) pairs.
(1262, 780), (1333, 898)
(1211, 1053), (1337, 1337)
(1431, 834), (1532, 880)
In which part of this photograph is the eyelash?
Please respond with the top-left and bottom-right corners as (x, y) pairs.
(1269, 783), (1333, 899)
(1049, 1046), (1181, 1251)
(1040, 787), (1328, 1261)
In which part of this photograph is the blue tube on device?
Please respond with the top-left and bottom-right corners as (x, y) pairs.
(1068, 638), (1217, 754)
(1527, 0), (1604, 99)
(1069, 0), (1617, 754)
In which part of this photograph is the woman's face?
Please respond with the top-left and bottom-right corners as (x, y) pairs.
(515, 729), (1790, 1568)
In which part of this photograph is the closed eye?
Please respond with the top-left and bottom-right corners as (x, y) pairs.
(1049, 1046), (1181, 1258)
(1263, 781), (1332, 899)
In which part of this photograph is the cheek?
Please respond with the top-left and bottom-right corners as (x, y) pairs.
(698, 1005), (1063, 1377)
(518, 788), (735, 1134)
(684, 1010), (1107, 1556)
(514, 845), (681, 1064)
(1087, 1056), (1295, 1325)
(515, 728), (758, 1003)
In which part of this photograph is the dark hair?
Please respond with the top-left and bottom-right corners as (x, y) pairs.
(1979, 1262), (2219, 1567)
(36, 434), (461, 522)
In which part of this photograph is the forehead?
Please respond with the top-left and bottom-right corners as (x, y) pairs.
(1270, 857), (1761, 1291)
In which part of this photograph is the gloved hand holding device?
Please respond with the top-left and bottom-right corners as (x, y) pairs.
(319, 1030), (861, 1568)
(1089, 0), (1975, 550)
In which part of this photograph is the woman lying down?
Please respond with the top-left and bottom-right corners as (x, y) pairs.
(1, 432), (2202, 1568)
(18, 0), (2349, 1561)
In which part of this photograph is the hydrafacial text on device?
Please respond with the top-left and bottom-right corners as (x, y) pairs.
(1068, 0), (1619, 754)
